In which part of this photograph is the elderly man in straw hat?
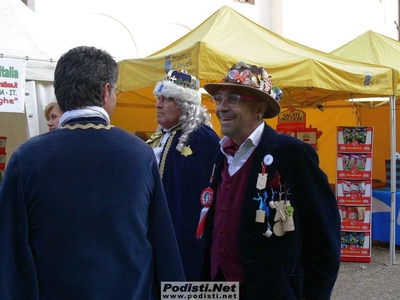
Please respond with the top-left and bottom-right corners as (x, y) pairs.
(199, 61), (340, 299)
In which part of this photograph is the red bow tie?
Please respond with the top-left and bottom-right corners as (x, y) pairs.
(223, 138), (239, 156)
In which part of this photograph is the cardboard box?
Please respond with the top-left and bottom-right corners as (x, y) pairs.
(336, 179), (371, 205)
(337, 153), (372, 179)
(0, 153), (5, 171)
(339, 205), (371, 231)
(296, 131), (317, 144)
(341, 231), (371, 261)
(337, 126), (373, 153)
(0, 137), (6, 147)
(0, 136), (6, 154)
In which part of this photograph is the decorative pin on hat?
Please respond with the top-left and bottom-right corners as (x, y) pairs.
(203, 61), (282, 118)
(153, 69), (201, 105)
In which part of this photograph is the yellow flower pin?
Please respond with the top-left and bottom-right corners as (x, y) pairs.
(181, 146), (193, 157)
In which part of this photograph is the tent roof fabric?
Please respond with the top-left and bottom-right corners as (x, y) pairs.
(117, 6), (394, 109)
(331, 30), (400, 97)
(0, 0), (61, 81)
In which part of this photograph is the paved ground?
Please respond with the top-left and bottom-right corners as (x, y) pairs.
(331, 243), (400, 300)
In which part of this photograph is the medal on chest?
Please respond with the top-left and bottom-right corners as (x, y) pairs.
(196, 165), (216, 239)
(199, 164), (216, 208)
(200, 187), (214, 207)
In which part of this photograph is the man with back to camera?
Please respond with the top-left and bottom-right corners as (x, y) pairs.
(199, 61), (341, 299)
(0, 46), (185, 299)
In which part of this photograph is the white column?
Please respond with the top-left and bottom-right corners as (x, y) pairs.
(256, 0), (283, 34)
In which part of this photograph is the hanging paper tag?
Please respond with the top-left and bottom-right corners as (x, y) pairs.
(273, 221), (285, 236)
(261, 204), (270, 216)
(255, 209), (265, 223)
(256, 173), (267, 190)
(274, 200), (287, 222)
(269, 171), (281, 188)
(263, 228), (273, 238)
(270, 200), (287, 222)
(283, 217), (295, 232)
(283, 201), (295, 232)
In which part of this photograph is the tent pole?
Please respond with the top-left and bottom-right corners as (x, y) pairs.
(387, 95), (397, 265)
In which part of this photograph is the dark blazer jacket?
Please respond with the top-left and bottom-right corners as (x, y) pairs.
(159, 125), (220, 281)
(201, 123), (341, 300)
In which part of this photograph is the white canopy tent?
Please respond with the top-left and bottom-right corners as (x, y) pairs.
(0, 0), (69, 167)
(1, 0), (65, 80)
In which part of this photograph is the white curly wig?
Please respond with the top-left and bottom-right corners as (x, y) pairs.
(153, 70), (212, 153)
(153, 80), (201, 105)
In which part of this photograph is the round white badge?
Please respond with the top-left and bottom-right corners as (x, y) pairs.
(263, 154), (273, 166)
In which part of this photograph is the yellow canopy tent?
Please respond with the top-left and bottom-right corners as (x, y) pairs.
(113, 7), (394, 184)
(331, 30), (400, 264)
(331, 30), (400, 98)
(115, 6), (393, 132)
(331, 31), (400, 181)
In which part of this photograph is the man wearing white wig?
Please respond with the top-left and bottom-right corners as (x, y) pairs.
(147, 69), (220, 281)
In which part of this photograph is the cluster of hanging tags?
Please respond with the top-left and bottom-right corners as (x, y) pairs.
(253, 186), (295, 238)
